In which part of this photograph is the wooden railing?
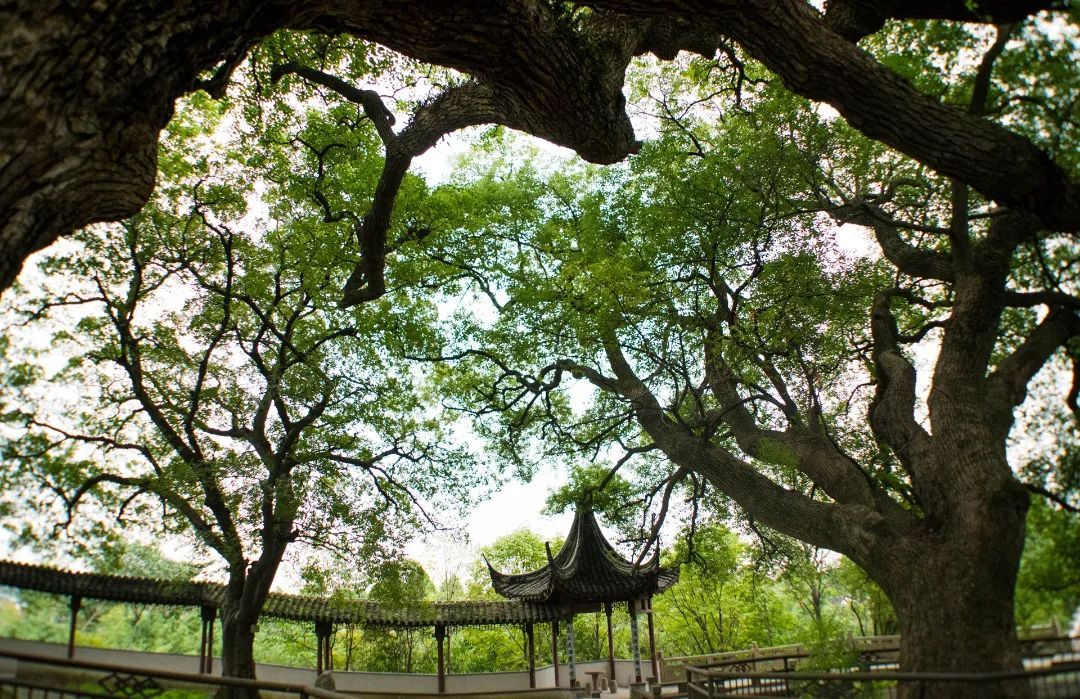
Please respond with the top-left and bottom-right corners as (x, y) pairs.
(659, 631), (1078, 682)
(683, 661), (1080, 698)
(0, 647), (349, 698)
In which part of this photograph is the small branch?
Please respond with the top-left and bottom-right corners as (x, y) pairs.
(898, 319), (948, 344)
(271, 63), (397, 144)
(990, 307), (1080, 407)
(827, 198), (955, 282)
(1025, 482), (1080, 514)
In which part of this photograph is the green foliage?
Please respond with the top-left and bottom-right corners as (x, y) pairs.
(474, 528), (552, 584)
(0, 95), (485, 564)
(656, 524), (798, 654)
(1016, 498), (1080, 628)
(543, 465), (643, 542)
(835, 559), (897, 637)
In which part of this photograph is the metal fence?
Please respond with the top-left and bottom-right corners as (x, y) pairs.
(685, 662), (1080, 698)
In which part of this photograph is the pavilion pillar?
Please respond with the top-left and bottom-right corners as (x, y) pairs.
(199, 605), (217, 674)
(67, 595), (81, 659)
(628, 599), (642, 683)
(436, 624), (446, 693)
(316, 621), (334, 674)
(646, 596), (659, 682)
(551, 620), (560, 687)
(566, 617), (577, 687)
(605, 602), (615, 686)
(526, 623), (536, 688)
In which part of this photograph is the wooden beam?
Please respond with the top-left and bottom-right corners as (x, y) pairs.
(566, 616), (577, 687)
(647, 596), (659, 681)
(206, 609), (214, 675)
(628, 599), (642, 683)
(199, 606), (216, 674)
(316, 620), (333, 675)
(199, 611), (208, 673)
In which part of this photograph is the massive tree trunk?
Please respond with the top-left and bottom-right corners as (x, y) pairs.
(214, 538), (288, 689)
(889, 531), (1028, 698)
(871, 443), (1030, 697)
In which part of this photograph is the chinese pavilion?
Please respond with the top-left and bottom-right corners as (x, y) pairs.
(487, 504), (678, 687)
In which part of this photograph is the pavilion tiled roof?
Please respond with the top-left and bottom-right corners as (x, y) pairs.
(0, 559), (568, 628)
(487, 506), (678, 604)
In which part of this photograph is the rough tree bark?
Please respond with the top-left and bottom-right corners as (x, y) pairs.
(1, 0), (1076, 297)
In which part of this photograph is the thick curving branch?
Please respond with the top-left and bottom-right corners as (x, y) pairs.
(591, 329), (896, 559)
(828, 199), (956, 282)
(584, 0), (1080, 231)
(823, 0), (1060, 42)
(1, 0), (1075, 300)
(989, 306), (1080, 408)
(868, 291), (935, 492)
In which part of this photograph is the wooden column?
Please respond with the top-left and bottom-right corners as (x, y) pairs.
(316, 621), (334, 674)
(206, 607), (215, 674)
(67, 595), (81, 659)
(198, 610), (207, 673)
(628, 599), (642, 683)
(526, 623), (536, 688)
(551, 620), (560, 687)
(436, 624), (446, 693)
(605, 602), (616, 686)
(566, 616), (577, 687)
(199, 605), (216, 673)
(647, 596), (659, 682)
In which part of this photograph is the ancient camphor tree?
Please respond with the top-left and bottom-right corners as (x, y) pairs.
(1, 1), (1077, 301)
(0, 127), (477, 682)
(438, 22), (1079, 695)
(2, 0), (1079, 691)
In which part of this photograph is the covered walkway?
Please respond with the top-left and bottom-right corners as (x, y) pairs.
(0, 504), (674, 694)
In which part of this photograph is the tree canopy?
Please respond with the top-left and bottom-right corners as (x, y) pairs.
(421, 18), (1079, 692)
(0, 109), (483, 680)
